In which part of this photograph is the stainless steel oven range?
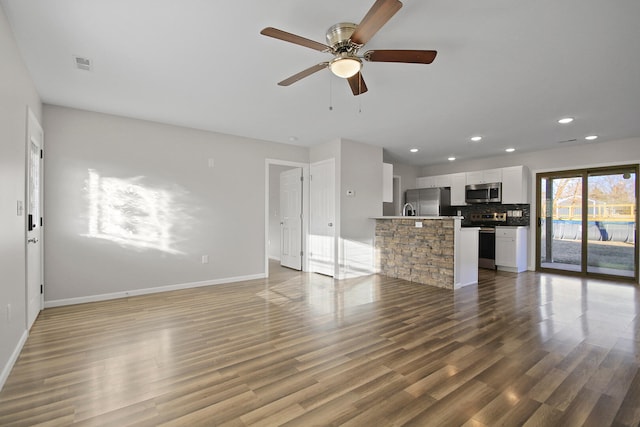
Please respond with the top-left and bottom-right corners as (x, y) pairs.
(468, 213), (507, 269)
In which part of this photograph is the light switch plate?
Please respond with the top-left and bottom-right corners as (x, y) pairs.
(415, 221), (423, 228)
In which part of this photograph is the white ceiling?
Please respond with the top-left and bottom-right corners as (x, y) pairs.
(3, 0), (640, 166)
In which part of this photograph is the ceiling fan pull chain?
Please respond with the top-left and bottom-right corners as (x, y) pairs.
(328, 74), (334, 111)
(358, 77), (362, 113)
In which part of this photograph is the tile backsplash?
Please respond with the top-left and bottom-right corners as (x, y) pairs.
(458, 204), (531, 227)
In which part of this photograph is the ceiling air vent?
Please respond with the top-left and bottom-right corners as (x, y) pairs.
(73, 55), (92, 71)
(556, 138), (577, 144)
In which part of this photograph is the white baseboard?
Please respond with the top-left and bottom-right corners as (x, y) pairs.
(0, 330), (28, 391)
(44, 273), (266, 308)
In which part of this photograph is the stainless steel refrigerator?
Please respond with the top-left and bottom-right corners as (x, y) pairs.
(405, 188), (454, 216)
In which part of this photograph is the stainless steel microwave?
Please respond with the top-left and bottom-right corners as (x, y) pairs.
(465, 182), (502, 203)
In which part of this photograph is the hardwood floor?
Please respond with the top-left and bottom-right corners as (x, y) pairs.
(1, 262), (639, 426)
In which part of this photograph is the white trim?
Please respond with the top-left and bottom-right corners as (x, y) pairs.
(0, 330), (28, 391)
(44, 273), (266, 308)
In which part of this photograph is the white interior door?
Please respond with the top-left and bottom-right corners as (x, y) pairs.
(280, 168), (302, 270)
(26, 109), (44, 329)
(309, 159), (335, 277)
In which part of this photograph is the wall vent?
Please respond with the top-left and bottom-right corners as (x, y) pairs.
(73, 55), (92, 71)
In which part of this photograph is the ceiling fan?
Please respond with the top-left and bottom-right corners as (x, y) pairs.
(260, 0), (437, 96)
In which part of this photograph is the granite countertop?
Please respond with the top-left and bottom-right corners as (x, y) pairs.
(372, 216), (464, 220)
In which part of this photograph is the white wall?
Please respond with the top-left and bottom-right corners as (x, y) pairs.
(339, 139), (383, 278)
(0, 4), (42, 389)
(42, 105), (308, 305)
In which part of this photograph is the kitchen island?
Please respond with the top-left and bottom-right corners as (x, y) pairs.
(373, 216), (479, 289)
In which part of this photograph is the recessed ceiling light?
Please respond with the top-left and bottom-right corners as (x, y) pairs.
(410, 148), (419, 153)
(558, 117), (574, 124)
(585, 135), (598, 141)
(470, 136), (482, 142)
(448, 157), (456, 161)
(505, 148), (515, 153)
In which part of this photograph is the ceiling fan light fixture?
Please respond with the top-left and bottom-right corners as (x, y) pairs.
(330, 55), (362, 78)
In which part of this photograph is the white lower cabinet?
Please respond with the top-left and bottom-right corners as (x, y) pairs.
(495, 226), (528, 273)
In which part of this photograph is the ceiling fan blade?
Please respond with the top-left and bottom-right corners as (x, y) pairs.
(260, 27), (330, 52)
(347, 72), (368, 96)
(278, 63), (329, 86)
(350, 0), (403, 46)
(364, 49), (438, 64)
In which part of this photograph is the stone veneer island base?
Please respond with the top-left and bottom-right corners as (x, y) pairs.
(374, 217), (479, 290)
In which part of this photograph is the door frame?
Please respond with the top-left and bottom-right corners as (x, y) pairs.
(25, 107), (44, 328)
(535, 163), (639, 282)
(265, 159), (309, 277)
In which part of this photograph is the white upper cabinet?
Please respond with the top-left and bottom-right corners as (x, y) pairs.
(466, 168), (502, 185)
(450, 173), (467, 206)
(415, 176), (431, 188)
(416, 174), (451, 188)
(501, 165), (530, 204)
(418, 166), (529, 205)
(416, 172), (466, 206)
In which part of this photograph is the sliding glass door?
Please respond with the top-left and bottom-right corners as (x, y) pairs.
(539, 174), (584, 272)
(537, 165), (638, 280)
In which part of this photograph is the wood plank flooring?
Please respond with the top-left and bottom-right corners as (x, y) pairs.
(1, 262), (639, 426)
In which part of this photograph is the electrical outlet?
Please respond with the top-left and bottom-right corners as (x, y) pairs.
(415, 221), (423, 228)
(201, 255), (209, 264)
(208, 158), (215, 168)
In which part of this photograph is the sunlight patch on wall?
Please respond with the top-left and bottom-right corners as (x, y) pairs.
(84, 169), (185, 254)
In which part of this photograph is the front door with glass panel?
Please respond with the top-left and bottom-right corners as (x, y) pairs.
(26, 109), (44, 329)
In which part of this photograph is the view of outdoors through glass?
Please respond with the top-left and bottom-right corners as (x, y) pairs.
(539, 169), (636, 278)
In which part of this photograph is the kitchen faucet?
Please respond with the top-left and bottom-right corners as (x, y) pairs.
(402, 202), (415, 216)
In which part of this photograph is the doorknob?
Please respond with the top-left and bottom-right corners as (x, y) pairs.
(27, 237), (38, 244)
(328, 222), (333, 227)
